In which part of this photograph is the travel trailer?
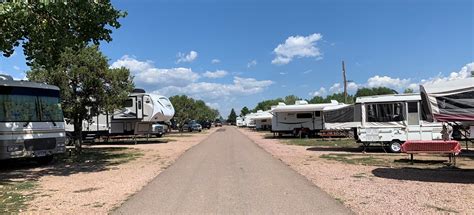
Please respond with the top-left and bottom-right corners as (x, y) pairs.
(0, 75), (66, 163)
(236, 116), (244, 127)
(243, 113), (257, 128)
(253, 110), (272, 130)
(65, 89), (175, 141)
(421, 77), (474, 139)
(356, 94), (443, 152)
(271, 100), (343, 136)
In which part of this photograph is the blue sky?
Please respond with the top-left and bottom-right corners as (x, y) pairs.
(1, 0), (473, 117)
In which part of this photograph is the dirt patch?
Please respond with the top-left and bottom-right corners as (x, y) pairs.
(239, 128), (474, 214)
(0, 128), (217, 214)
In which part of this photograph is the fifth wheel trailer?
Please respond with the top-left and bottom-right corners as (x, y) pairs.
(65, 89), (175, 141)
(0, 75), (66, 163)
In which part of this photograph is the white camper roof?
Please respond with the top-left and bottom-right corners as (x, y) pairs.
(355, 94), (420, 104)
(422, 77), (474, 94)
(322, 104), (350, 111)
(271, 101), (340, 113)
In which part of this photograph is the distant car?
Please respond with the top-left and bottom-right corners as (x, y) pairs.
(199, 120), (212, 129)
(215, 120), (223, 127)
(182, 121), (202, 132)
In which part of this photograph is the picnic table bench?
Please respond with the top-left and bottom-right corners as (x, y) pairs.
(401, 140), (462, 166)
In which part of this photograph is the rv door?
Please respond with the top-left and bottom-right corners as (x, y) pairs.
(406, 101), (422, 140)
(136, 96), (143, 119)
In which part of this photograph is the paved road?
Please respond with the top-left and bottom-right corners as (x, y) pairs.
(114, 127), (351, 214)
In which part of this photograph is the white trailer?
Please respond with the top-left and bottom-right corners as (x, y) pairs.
(356, 94), (443, 152)
(0, 75), (66, 163)
(236, 116), (244, 127)
(271, 100), (342, 136)
(66, 89), (175, 141)
(253, 111), (272, 130)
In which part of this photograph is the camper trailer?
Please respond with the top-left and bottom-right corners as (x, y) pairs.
(421, 77), (474, 139)
(236, 116), (244, 127)
(66, 89), (175, 141)
(253, 111), (273, 130)
(271, 100), (342, 136)
(243, 113), (257, 128)
(0, 75), (66, 163)
(356, 94), (443, 152)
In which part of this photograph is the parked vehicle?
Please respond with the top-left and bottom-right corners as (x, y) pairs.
(356, 94), (443, 152)
(183, 120), (202, 132)
(236, 117), (244, 127)
(270, 100), (344, 137)
(199, 120), (212, 129)
(65, 89), (174, 142)
(215, 119), (223, 127)
(0, 75), (66, 163)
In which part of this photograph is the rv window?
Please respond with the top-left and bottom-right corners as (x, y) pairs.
(314, 111), (321, 117)
(123, 99), (133, 108)
(407, 102), (419, 125)
(296, 113), (313, 118)
(366, 103), (404, 122)
(261, 119), (267, 122)
(408, 102), (418, 113)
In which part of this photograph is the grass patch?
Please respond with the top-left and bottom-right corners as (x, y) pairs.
(0, 181), (36, 214)
(283, 138), (359, 148)
(320, 154), (399, 166)
(58, 147), (144, 166)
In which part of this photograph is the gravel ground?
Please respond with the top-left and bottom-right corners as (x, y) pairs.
(239, 128), (474, 214)
(17, 129), (216, 214)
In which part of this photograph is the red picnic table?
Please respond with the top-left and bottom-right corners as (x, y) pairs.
(401, 140), (462, 166)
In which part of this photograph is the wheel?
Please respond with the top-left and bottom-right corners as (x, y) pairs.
(156, 134), (163, 138)
(36, 155), (54, 165)
(198, 129), (202, 132)
(389, 141), (402, 153)
(188, 128), (192, 132)
(65, 133), (73, 146)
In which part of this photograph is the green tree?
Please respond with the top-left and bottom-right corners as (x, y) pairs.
(169, 95), (219, 131)
(403, 88), (414, 94)
(227, 108), (237, 124)
(284, 95), (300, 105)
(240, 106), (251, 116)
(253, 98), (284, 112)
(27, 46), (133, 150)
(0, 1), (126, 69)
(355, 87), (398, 98)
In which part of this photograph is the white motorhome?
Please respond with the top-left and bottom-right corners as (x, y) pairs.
(271, 100), (343, 136)
(356, 94), (443, 152)
(66, 89), (175, 141)
(0, 75), (66, 163)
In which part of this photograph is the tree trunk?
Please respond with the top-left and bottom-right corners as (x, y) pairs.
(73, 118), (83, 154)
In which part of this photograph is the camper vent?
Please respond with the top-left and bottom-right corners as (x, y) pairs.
(133, 88), (146, 93)
(295, 100), (309, 105)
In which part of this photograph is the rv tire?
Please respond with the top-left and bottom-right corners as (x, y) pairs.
(156, 134), (163, 138)
(389, 141), (402, 153)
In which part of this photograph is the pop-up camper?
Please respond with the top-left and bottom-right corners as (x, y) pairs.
(356, 94), (443, 152)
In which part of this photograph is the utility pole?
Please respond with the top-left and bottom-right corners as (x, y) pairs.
(342, 61), (347, 103)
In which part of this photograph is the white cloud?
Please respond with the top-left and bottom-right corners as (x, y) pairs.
(176, 51), (198, 63)
(279, 72), (287, 75)
(156, 76), (273, 100)
(13, 66), (20, 71)
(272, 33), (323, 65)
(202, 70), (228, 79)
(247, 60), (257, 68)
(206, 102), (220, 109)
(303, 69), (312, 74)
(310, 87), (326, 97)
(366, 75), (411, 89)
(211, 59), (221, 64)
(111, 55), (200, 88)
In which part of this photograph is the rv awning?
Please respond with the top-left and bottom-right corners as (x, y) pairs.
(271, 103), (341, 113)
(420, 78), (474, 122)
